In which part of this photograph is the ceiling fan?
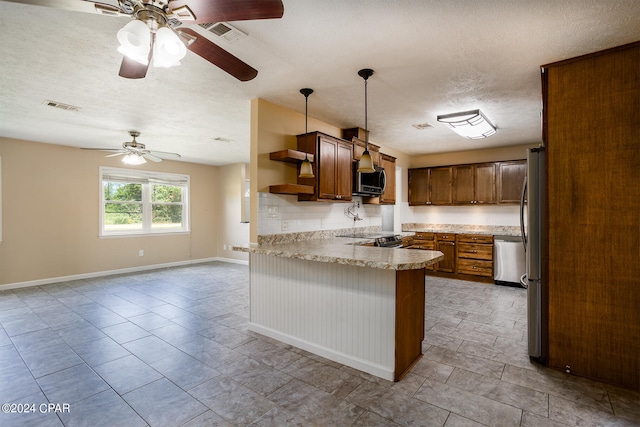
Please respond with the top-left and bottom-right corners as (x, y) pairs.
(82, 131), (181, 165)
(3, 0), (284, 80)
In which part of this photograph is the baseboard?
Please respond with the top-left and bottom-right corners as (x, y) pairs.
(0, 257), (247, 291)
(248, 322), (395, 381)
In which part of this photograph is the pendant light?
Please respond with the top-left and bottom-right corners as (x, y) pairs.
(357, 68), (376, 173)
(299, 88), (315, 178)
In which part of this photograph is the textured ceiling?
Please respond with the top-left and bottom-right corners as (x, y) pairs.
(1, 0), (639, 165)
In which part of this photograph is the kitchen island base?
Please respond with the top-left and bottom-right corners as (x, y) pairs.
(249, 253), (425, 381)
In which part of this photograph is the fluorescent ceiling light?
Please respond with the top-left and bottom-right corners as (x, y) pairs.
(437, 109), (496, 139)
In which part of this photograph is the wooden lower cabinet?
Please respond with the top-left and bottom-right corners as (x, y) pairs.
(406, 232), (435, 271)
(407, 232), (495, 281)
(456, 234), (494, 277)
(435, 233), (456, 273)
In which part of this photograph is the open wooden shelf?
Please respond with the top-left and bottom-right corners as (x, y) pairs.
(269, 184), (315, 195)
(269, 149), (314, 164)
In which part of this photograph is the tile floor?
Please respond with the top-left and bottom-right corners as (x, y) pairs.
(0, 262), (638, 426)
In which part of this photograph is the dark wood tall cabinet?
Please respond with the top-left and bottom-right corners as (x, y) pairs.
(543, 42), (639, 389)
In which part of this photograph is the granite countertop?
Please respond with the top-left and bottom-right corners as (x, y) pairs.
(234, 237), (443, 271)
(402, 223), (522, 237)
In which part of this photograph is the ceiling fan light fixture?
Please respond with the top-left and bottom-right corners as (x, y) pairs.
(437, 109), (497, 139)
(117, 19), (151, 64)
(153, 26), (187, 68)
(122, 153), (146, 165)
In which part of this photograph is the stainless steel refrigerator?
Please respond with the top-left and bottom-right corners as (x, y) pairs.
(520, 146), (546, 361)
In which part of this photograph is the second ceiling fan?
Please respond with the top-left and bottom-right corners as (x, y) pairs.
(4, 0), (284, 80)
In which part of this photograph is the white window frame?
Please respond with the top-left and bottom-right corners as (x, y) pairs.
(100, 167), (190, 237)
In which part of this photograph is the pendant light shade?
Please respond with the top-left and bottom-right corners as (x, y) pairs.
(299, 88), (315, 179)
(357, 68), (376, 173)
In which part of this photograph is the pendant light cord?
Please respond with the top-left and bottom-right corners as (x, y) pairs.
(364, 77), (368, 151)
(305, 94), (309, 160)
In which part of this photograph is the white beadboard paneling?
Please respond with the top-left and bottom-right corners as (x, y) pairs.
(249, 253), (396, 379)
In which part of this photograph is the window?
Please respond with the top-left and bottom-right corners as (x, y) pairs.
(100, 167), (190, 236)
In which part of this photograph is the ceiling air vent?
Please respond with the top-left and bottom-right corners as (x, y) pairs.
(412, 122), (433, 130)
(44, 100), (80, 112)
(198, 22), (247, 43)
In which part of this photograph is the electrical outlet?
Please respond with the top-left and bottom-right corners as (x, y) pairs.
(223, 244), (227, 250)
(281, 220), (289, 231)
(138, 250), (144, 257)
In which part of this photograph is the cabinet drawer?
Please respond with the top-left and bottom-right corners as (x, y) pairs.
(457, 243), (493, 260)
(407, 242), (435, 250)
(457, 234), (493, 244)
(457, 259), (493, 277)
(414, 232), (435, 240)
(436, 233), (455, 241)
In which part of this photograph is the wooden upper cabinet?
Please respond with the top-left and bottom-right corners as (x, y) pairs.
(379, 153), (396, 204)
(408, 168), (429, 205)
(407, 166), (453, 206)
(429, 167), (453, 205)
(475, 163), (497, 204)
(452, 165), (475, 204)
(453, 163), (496, 205)
(297, 131), (353, 202)
(410, 161), (519, 206)
(497, 160), (526, 204)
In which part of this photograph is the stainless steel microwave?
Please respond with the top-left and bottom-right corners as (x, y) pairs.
(353, 164), (386, 196)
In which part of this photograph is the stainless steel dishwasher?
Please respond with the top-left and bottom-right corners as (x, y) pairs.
(493, 235), (526, 287)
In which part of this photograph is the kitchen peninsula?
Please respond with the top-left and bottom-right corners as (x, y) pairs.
(235, 236), (443, 381)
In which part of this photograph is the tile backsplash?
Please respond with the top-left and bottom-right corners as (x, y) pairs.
(258, 192), (381, 235)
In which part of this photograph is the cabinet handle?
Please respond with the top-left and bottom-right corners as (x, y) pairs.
(473, 250), (477, 253)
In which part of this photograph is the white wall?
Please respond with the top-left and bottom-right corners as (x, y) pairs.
(258, 193), (381, 235)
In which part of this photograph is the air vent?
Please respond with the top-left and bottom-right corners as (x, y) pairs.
(44, 100), (80, 112)
(412, 123), (434, 130)
(198, 22), (247, 43)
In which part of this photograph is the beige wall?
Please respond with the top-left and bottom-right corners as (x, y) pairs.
(217, 163), (249, 262)
(0, 137), (222, 286)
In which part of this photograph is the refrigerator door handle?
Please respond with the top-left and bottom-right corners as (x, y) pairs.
(520, 176), (527, 252)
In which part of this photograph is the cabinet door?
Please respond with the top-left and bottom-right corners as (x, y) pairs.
(336, 140), (353, 201)
(429, 167), (453, 205)
(497, 160), (526, 204)
(408, 168), (429, 205)
(318, 137), (338, 200)
(436, 240), (456, 273)
(379, 154), (396, 204)
(475, 163), (497, 204)
(452, 165), (475, 204)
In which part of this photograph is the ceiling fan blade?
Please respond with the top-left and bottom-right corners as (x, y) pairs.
(118, 56), (150, 79)
(169, 0), (283, 24)
(1, 0), (122, 15)
(177, 28), (257, 81)
(80, 148), (124, 152)
(105, 152), (126, 158)
(142, 153), (163, 162)
(150, 152), (181, 160)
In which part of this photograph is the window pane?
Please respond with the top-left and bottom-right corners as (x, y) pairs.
(152, 184), (182, 203)
(104, 202), (143, 231)
(104, 182), (142, 202)
(151, 204), (183, 230)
